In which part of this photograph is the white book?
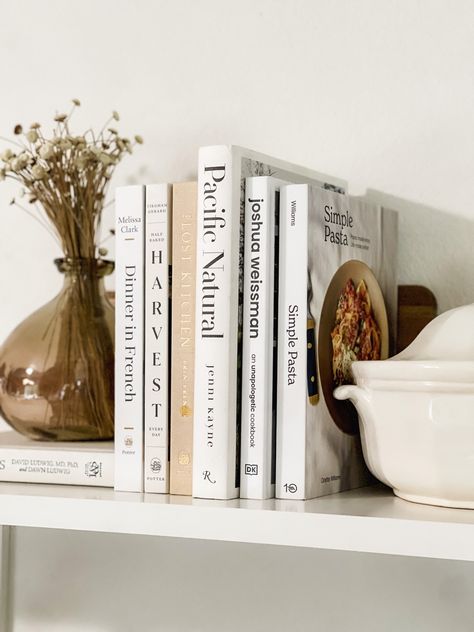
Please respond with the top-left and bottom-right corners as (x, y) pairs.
(276, 184), (398, 499)
(240, 176), (286, 499)
(144, 184), (172, 493)
(114, 185), (145, 492)
(0, 431), (113, 487)
(276, 185), (308, 499)
(193, 145), (346, 500)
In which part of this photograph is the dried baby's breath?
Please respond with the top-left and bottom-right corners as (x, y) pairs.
(0, 99), (143, 259)
(99, 152), (113, 166)
(0, 148), (13, 161)
(26, 130), (39, 143)
(39, 143), (55, 160)
(31, 164), (47, 180)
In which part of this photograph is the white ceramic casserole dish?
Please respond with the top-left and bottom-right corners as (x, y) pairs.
(335, 360), (474, 508)
(334, 305), (474, 508)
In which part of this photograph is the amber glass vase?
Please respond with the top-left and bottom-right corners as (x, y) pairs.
(0, 258), (115, 441)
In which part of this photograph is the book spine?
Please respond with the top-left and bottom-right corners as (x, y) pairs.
(0, 449), (113, 487)
(240, 177), (276, 499)
(193, 145), (240, 499)
(170, 182), (197, 495)
(114, 185), (145, 492)
(276, 185), (308, 500)
(144, 184), (172, 493)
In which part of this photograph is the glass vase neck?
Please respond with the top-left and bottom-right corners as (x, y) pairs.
(54, 257), (114, 278)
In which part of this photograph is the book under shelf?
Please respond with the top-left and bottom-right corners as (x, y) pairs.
(0, 481), (473, 562)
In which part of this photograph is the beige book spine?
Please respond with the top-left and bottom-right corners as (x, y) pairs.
(170, 182), (197, 495)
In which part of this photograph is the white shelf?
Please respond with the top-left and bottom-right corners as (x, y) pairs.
(1, 482), (474, 561)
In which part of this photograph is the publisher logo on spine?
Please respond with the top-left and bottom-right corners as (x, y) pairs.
(85, 461), (102, 478)
(202, 470), (216, 484)
(178, 451), (191, 466)
(244, 464), (258, 476)
(150, 458), (162, 473)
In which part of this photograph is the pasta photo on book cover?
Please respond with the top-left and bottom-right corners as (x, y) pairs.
(318, 260), (389, 435)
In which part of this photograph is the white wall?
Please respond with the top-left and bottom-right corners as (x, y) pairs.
(1, 1), (474, 630)
(1, 0), (474, 344)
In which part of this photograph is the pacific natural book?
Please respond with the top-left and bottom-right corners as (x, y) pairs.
(276, 185), (398, 500)
(170, 182), (197, 496)
(114, 185), (145, 493)
(0, 431), (113, 487)
(144, 184), (172, 493)
(193, 145), (346, 500)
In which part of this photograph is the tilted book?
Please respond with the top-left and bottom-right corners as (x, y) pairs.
(0, 431), (113, 487)
(170, 182), (197, 496)
(277, 185), (398, 500)
(144, 184), (172, 493)
(114, 185), (145, 492)
(193, 145), (346, 499)
(240, 176), (287, 499)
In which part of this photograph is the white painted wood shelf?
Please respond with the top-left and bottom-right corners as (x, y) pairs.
(0, 482), (474, 562)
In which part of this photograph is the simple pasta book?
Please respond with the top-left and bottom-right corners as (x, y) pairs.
(277, 185), (398, 500)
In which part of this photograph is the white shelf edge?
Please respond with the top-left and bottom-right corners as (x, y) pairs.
(0, 483), (473, 562)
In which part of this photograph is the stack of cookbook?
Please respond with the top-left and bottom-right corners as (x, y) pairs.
(0, 145), (398, 498)
(114, 145), (398, 500)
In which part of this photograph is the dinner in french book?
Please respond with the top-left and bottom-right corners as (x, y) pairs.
(193, 145), (346, 500)
(114, 185), (145, 492)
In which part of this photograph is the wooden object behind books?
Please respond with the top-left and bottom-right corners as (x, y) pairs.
(106, 284), (437, 354)
(396, 285), (437, 354)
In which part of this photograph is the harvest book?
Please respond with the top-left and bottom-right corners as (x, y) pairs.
(0, 431), (113, 487)
(276, 185), (398, 500)
(114, 185), (145, 492)
(193, 145), (346, 499)
(144, 184), (172, 493)
(170, 182), (197, 496)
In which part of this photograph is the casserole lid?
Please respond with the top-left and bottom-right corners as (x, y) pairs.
(352, 304), (474, 383)
(352, 360), (474, 383)
(394, 303), (474, 362)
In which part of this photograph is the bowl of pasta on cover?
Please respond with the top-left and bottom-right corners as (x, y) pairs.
(318, 260), (389, 435)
